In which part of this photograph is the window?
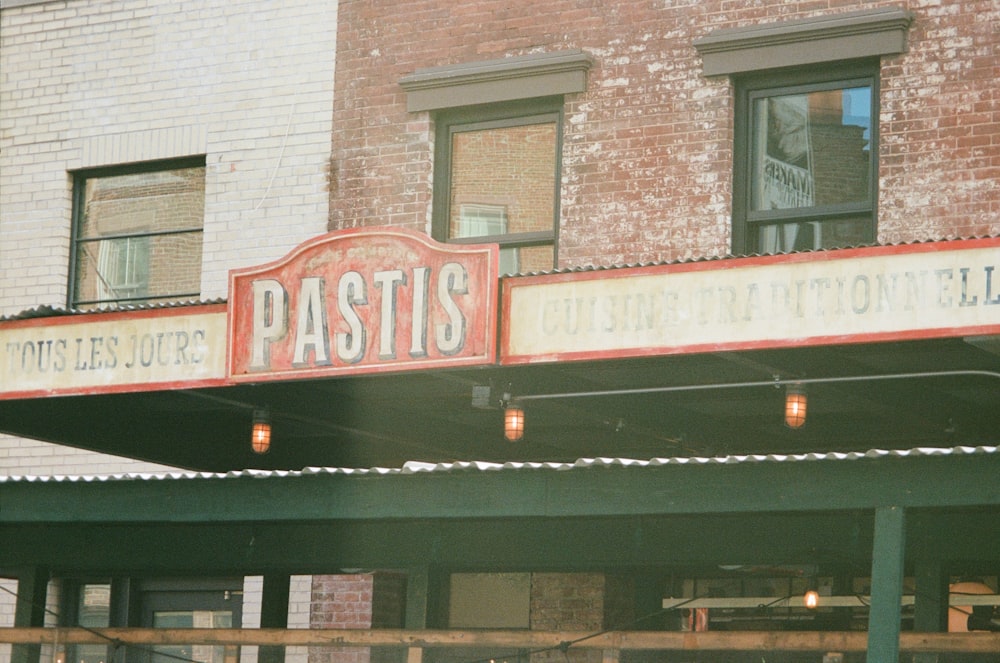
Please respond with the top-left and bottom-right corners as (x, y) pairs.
(62, 581), (112, 663)
(733, 62), (878, 254)
(693, 7), (914, 256)
(137, 578), (242, 663)
(70, 157), (205, 309)
(434, 99), (561, 274)
(400, 50), (593, 275)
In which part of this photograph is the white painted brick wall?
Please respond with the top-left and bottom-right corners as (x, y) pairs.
(0, 0), (337, 316)
(0, 579), (13, 663)
(0, 434), (180, 475)
(0, 0), (338, 649)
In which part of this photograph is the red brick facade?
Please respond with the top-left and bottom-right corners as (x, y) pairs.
(308, 572), (635, 663)
(330, 0), (999, 266)
(309, 573), (407, 663)
(310, 573), (406, 629)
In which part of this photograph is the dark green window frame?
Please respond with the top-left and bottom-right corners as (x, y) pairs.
(432, 97), (563, 274)
(69, 156), (206, 309)
(732, 60), (879, 256)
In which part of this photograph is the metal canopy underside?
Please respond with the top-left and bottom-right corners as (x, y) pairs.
(0, 335), (998, 472)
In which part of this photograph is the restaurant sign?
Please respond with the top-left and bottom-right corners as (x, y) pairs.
(502, 238), (1000, 364)
(0, 305), (228, 399)
(228, 227), (498, 381)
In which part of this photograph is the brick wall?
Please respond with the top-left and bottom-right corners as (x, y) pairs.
(330, 0), (999, 267)
(0, 1), (337, 652)
(0, 434), (179, 476)
(0, 0), (338, 316)
(308, 574), (406, 663)
(528, 573), (635, 663)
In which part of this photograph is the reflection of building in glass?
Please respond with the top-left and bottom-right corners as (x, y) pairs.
(448, 123), (556, 274)
(75, 166), (204, 308)
(808, 89), (871, 206)
(760, 95), (814, 209)
(755, 86), (872, 252)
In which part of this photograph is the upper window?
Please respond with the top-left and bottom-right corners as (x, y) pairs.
(693, 7), (914, 256)
(434, 99), (561, 274)
(70, 157), (205, 309)
(400, 50), (593, 275)
(733, 62), (878, 254)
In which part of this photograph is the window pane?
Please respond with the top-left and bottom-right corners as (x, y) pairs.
(74, 232), (202, 305)
(73, 164), (204, 308)
(79, 167), (204, 238)
(751, 86), (871, 212)
(506, 244), (553, 275)
(755, 215), (872, 253)
(456, 203), (507, 238)
(448, 122), (557, 240)
(152, 610), (234, 663)
(71, 584), (111, 663)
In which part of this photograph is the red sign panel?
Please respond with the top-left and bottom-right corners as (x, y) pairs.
(228, 228), (498, 381)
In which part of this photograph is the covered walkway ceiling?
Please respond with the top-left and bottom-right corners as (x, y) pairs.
(1, 335), (998, 471)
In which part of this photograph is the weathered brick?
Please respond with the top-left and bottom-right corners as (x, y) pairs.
(330, 0), (1000, 265)
(0, 0), (338, 313)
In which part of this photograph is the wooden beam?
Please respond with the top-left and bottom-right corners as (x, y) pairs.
(662, 595), (1000, 609)
(1, 628), (999, 654)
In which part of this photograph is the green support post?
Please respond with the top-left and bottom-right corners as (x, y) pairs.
(11, 567), (48, 663)
(866, 506), (906, 663)
(405, 568), (431, 629)
(912, 560), (947, 663)
(259, 574), (290, 663)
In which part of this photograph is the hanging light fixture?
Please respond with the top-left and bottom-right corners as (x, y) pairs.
(251, 408), (272, 454)
(803, 589), (820, 609)
(784, 383), (807, 428)
(504, 403), (525, 442)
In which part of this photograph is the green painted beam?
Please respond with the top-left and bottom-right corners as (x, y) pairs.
(2, 451), (999, 525)
(867, 506), (906, 663)
(3, 509), (999, 578)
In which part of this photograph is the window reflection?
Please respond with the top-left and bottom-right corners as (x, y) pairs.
(152, 610), (235, 663)
(448, 121), (557, 274)
(71, 584), (111, 663)
(73, 163), (204, 308)
(751, 86), (871, 213)
(748, 85), (873, 254)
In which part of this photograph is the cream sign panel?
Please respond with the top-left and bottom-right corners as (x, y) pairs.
(502, 239), (1000, 364)
(0, 306), (228, 398)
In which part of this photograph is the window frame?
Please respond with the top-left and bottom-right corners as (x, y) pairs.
(431, 97), (563, 272)
(68, 156), (206, 309)
(732, 59), (879, 255)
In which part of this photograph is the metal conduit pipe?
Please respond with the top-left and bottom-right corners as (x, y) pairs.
(514, 370), (1000, 402)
